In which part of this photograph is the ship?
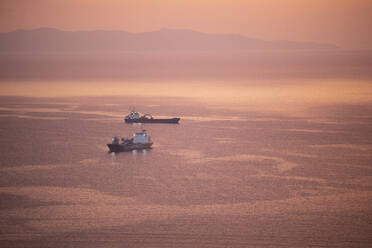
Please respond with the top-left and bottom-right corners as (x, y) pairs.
(107, 129), (153, 153)
(124, 111), (180, 124)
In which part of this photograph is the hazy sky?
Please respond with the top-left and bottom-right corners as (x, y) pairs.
(1, 0), (371, 49)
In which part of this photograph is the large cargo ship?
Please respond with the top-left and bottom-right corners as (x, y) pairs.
(107, 130), (153, 153)
(124, 111), (180, 124)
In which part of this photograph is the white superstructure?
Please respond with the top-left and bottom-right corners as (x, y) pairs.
(126, 111), (140, 120)
(133, 130), (152, 144)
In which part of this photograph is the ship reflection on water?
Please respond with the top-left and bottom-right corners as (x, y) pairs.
(110, 148), (149, 164)
(0, 80), (372, 247)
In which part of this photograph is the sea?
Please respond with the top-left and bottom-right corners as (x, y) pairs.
(0, 79), (372, 247)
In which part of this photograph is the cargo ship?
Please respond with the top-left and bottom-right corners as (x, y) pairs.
(124, 111), (180, 124)
(107, 130), (153, 153)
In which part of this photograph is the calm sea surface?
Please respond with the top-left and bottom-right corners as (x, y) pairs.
(1, 80), (372, 247)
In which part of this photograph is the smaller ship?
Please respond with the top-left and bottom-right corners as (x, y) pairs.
(107, 130), (153, 153)
(124, 111), (180, 124)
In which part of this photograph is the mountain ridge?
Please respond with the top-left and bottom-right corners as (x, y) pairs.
(0, 27), (338, 52)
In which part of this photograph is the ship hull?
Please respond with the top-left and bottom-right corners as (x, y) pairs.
(107, 143), (153, 153)
(125, 118), (180, 124)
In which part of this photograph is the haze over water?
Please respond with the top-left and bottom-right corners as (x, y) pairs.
(1, 1), (372, 247)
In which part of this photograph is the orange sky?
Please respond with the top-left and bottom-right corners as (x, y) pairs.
(1, 0), (371, 49)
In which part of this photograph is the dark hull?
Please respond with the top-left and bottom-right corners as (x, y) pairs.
(107, 143), (153, 153)
(125, 118), (180, 124)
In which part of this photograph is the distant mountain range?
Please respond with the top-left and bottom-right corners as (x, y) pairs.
(0, 28), (338, 52)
